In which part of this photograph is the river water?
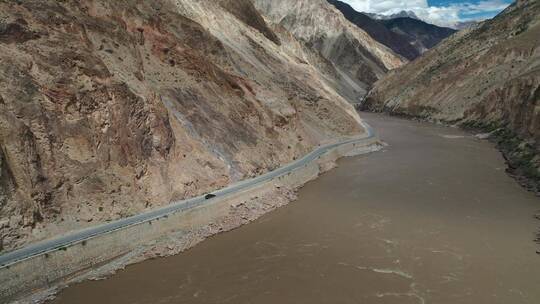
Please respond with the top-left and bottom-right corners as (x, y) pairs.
(51, 113), (540, 304)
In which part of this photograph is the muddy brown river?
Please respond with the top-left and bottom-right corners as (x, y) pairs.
(51, 113), (540, 304)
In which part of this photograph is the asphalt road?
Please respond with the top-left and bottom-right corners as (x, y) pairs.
(0, 124), (376, 268)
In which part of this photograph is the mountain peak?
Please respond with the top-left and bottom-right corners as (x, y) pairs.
(366, 10), (420, 21)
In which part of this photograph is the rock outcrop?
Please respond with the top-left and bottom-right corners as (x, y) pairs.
(0, 0), (366, 252)
(253, 0), (405, 102)
(363, 0), (540, 193)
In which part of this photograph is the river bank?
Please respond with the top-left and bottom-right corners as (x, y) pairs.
(2, 129), (380, 304)
(50, 113), (540, 304)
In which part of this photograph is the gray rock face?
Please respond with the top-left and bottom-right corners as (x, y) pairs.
(253, 0), (405, 101)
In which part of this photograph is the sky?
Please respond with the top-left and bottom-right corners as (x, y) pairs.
(340, 0), (513, 27)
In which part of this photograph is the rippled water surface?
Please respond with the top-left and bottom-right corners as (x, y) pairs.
(51, 113), (540, 304)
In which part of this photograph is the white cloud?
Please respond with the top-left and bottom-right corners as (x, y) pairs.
(340, 0), (512, 27)
(345, 0), (427, 13)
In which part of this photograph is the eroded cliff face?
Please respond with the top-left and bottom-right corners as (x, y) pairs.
(253, 0), (405, 101)
(363, 0), (540, 192)
(0, 0), (365, 252)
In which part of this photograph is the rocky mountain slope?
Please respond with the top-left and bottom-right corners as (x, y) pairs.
(328, 0), (455, 59)
(454, 21), (479, 30)
(363, 0), (540, 193)
(328, 0), (421, 60)
(0, 0), (369, 252)
(382, 17), (457, 53)
(253, 0), (405, 102)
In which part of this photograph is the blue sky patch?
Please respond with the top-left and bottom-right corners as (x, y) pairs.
(341, 0), (513, 27)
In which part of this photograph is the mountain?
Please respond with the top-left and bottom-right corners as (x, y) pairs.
(454, 20), (479, 30)
(382, 17), (457, 53)
(253, 0), (405, 100)
(0, 0), (368, 251)
(363, 0), (540, 192)
(366, 10), (420, 21)
(328, 0), (421, 60)
(328, 1), (455, 59)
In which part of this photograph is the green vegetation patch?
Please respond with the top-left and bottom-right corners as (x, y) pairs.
(462, 120), (540, 194)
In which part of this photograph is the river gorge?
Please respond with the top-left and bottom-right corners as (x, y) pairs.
(50, 113), (540, 304)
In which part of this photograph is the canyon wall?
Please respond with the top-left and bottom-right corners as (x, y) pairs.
(253, 0), (405, 101)
(0, 0), (376, 252)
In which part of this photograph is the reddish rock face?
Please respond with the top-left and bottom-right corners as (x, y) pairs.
(0, 0), (365, 252)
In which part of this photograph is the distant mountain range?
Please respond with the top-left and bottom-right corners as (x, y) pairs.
(381, 17), (457, 53)
(365, 10), (420, 21)
(368, 10), (479, 30)
(328, 0), (457, 60)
